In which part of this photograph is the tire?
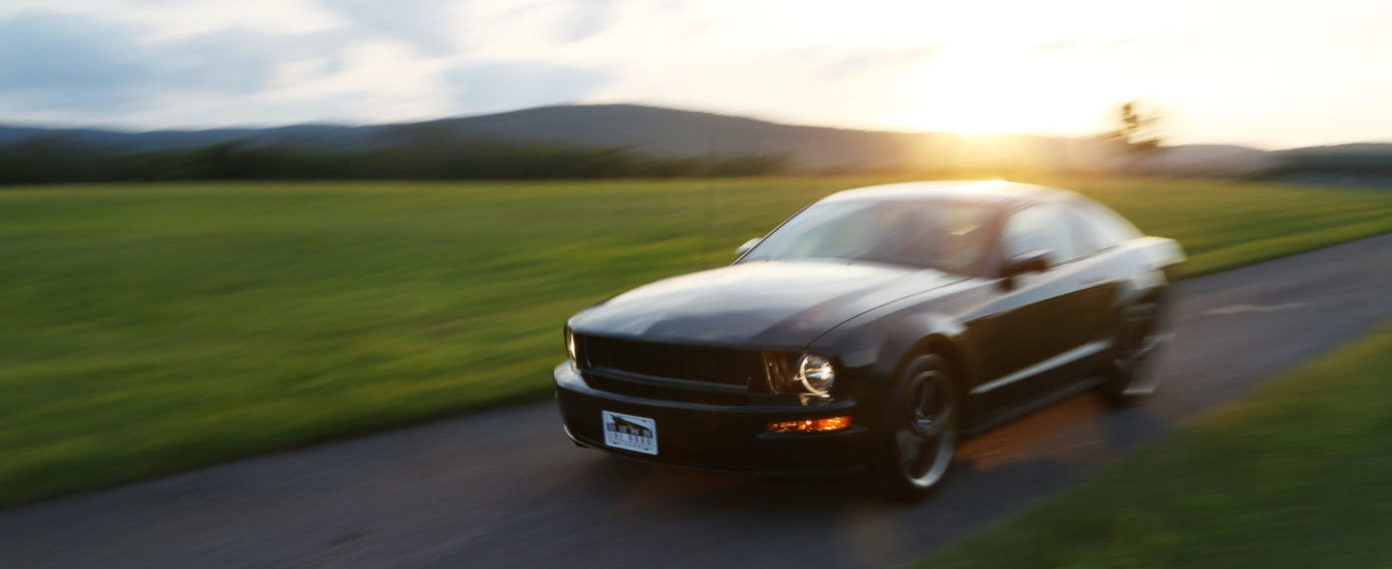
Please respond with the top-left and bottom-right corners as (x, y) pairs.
(872, 353), (962, 502)
(1100, 296), (1171, 408)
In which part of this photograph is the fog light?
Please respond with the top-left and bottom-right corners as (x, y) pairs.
(767, 416), (851, 433)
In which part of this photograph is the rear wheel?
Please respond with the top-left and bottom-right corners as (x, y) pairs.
(1101, 296), (1171, 407)
(873, 353), (961, 501)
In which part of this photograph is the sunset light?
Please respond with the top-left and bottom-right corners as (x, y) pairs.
(883, 43), (1133, 135)
(3, 1), (1392, 567)
(2, 0), (1389, 147)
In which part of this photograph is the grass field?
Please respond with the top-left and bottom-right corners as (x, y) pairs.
(3, 177), (1392, 506)
(912, 317), (1392, 569)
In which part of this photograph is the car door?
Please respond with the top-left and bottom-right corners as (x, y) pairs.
(1060, 203), (1125, 351)
(970, 204), (1094, 412)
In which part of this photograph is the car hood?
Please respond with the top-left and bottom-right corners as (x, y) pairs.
(569, 260), (962, 348)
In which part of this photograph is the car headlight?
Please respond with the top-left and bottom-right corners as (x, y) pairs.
(564, 327), (577, 367)
(796, 354), (836, 394)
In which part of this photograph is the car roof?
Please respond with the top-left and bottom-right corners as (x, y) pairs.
(819, 180), (1077, 208)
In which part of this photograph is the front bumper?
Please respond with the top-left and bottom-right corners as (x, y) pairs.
(554, 363), (871, 475)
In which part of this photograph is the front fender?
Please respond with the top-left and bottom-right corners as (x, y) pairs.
(870, 312), (968, 385)
(809, 308), (972, 395)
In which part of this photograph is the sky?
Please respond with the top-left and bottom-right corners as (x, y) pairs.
(0, 0), (1388, 149)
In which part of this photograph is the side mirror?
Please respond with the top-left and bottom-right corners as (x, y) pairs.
(735, 237), (761, 258)
(1002, 250), (1051, 278)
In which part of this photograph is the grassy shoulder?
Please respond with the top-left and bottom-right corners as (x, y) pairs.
(913, 318), (1392, 569)
(2, 177), (1391, 507)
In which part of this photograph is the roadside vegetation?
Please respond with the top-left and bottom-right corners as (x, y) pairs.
(0, 137), (788, 184)
(913, 317), (1392, 569)
(3, 177), (1392, 506)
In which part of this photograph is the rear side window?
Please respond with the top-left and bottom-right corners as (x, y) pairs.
(1061, 206), (1108, 257)
(1002, 205), (1080, 264)
(1076, 198), (1143, 246)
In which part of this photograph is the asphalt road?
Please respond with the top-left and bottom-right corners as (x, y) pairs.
(3, 234), (1391, 569)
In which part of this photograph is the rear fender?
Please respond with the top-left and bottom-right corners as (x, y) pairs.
(1108, 237), (1183, 308)
(1132, 236), (1186, 270)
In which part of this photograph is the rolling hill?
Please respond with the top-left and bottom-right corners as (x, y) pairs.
(2, 104), (1388, 179)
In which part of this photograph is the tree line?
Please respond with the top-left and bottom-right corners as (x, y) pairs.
(0, 136), (789, 185)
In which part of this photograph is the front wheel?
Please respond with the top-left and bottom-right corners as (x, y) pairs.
(873, 353), (961, 501)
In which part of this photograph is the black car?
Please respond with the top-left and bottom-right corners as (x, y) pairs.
(554, 180), (1184, 498)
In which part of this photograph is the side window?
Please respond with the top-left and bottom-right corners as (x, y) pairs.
(1077, 199), (1143, 246)
(1003, 205), (1080, 265)
(1062, 205), (1108, 257)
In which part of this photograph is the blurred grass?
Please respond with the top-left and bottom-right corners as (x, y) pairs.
(2, 177), (1391, 507)
(912, 317), (1392, 569)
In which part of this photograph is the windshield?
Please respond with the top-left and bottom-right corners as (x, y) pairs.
(741, 199), (993, 274)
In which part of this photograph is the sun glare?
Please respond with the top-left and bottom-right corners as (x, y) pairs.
(887, 43), (1127, 136)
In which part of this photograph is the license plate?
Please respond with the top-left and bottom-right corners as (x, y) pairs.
(602, 411), (658, 455)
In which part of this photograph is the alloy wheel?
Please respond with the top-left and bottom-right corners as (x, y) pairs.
(894, 369), (958, 488)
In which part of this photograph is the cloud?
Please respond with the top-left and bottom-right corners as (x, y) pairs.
(443, 61), (610, 114)
(0, 12), (164, 110)
(318, 0), (461, 56)
(0, 11), (296, 116)
(165, 30), (290, 93)
(817, 44), (943, 81)
(524, 0), (620, 43)
(559, 0), (618, 42)
(1033, 39), (1081, 53)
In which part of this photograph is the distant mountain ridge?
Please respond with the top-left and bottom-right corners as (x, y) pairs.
(2, 104), (1390, 179)
(0, 105), (966, 170)
(0, 123), (385, 153)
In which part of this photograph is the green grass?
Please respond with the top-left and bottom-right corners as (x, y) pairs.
(2, 177), (1391, 507)
(913, 318), (1392, 569)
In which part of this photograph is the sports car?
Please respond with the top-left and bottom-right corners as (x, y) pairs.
(554, 180), (1184, 498)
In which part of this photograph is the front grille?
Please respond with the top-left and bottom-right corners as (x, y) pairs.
(576, 334), (765, 387)
(583, 372), (748, 405)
